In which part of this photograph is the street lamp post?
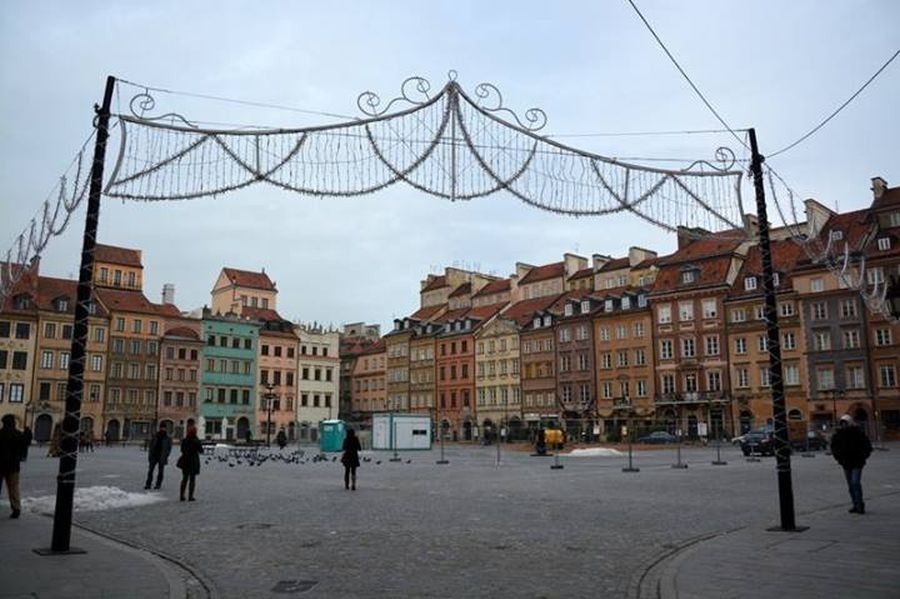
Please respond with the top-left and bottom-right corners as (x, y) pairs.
(672, 409), (688, 469)
(389, 397), (401, 462)
(264, 383), (275, 447)
(711, 399), (727, 466)
(436, 404), (449, 465)
(622, 400), (639, 473)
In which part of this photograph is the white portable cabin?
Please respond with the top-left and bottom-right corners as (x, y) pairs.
(371, 414), (432, 450)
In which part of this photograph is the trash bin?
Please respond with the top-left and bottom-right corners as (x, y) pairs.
(319, 420), (346, 453)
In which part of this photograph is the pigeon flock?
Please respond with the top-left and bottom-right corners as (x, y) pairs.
(202, 447), (412, 469)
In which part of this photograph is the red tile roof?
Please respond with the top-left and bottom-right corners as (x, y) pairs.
(658, 232), (745, 265)
(260, 328), (299, 340)
(421, 275), (448, 293)
(449, 282), (472, 298)
(728, 240), (804, 298)
(472, 278), (511, 297)
(797, 208), (873, 268)
(359, 338), (386, 355)
(567, 267), (594, 281)
(500, 294), (564, 326)
(95, 244), (142, 267)
(221, 267), (276, 291)
(95, 288), (163, 316)
(549, 288), (595, 314)
(34, 276), (109, 317)
(652, 255), (734, 294)
(596, 257), (630, 272)
(518, 262), (564, 285)
(154, 302), (182, 318)
(409, 304), (445, 320)
(0, 261), (38, 314)
(434, 307), (470, 323)
(466, 301), (508, 323)
(242, 306), (285, 323)
(872, 183), (900, 211)
(163, 326), (200, 340)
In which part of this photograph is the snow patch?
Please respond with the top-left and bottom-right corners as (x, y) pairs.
(24, 485), (166, 514)
(566, 448), (624, 457)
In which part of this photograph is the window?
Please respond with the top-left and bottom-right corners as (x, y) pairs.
(633, 322), (644, 337)
(621, 296), (631, 310)
(759, 367), (771, 388)
(877, 237), (891, 251)
(879, 365), (897, 388)
(840, 299), (858, 319)
(814, 331), (831, 351)
(604, 299), (614, 312)
(811, 278), (824, 293)
(736, 368), (749, 388)
(601, 353), (612, 369)
(744, 276), (757, 291)
(773, 273), (780, 287)
(262, 344), (269, 356)
(875, 329), (893, 346)
(15, 323), (30, 339)
(661, 374), (675, 394)
(782, 332), (796, 350)
(843, 329), (860, 349)
(847, 365), (865, 389)
(735, 337), (747, 354)
(780, 302), (795, 317)
(657, 305), (672, 324)
(91, 355), (102, 372)
(564, 304), (573, 317)
(599, 327), (610, 342)
(12, 351), (28, 370)
(704, 335), (719, 356)
(615, 324), (626, 340)
(616, 351), (627, 367)
(681, 337), (695, 358)
(682, 270), (696, 284)
(9, 383), (24, 403)
(99, 267), (108, 283)
(866, 267), (884, 285)
(707, 371), (722, 392)
(115, 318), (125, 332)
(702, 299), (717, 319)
(660, 340), (673, 360)
(41, 351), (53, 369)
(679, 302), (694, 321)
(287, 346), (295, 358)
(637, 380), (647, 397)
(133, 319), (142, 334)
(130, 339), (141, 355)
(784, 364), (799, 386)
(635, 349), (646, 366)
(44, 322), (57, 338)
(812, 302), (827, 320)
(731, 308), (746, 323)
(755, 305), (766, 321)
(0, 322), (8, 338)
(758, 335), (769, 353)
(684, 373), (698, 393)
(94, 327), (105, 343)
(601, 382), (612, 399)
(816, 368), (834, 390)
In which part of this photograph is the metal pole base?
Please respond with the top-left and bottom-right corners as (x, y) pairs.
(671, 463), (688, 469)
(389, 457), (402, 462)
(766, 525), (809, 533)
(745, 456), (761, 462)
(712, 460), (728, 466)
(622, 467), (640, 473)
(435, 459), (449, 465)
(34, 547), (87, 556)
(550, 464), (565, 470)
(800, 452), (815, 458)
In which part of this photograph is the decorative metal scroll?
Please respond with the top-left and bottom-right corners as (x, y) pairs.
(104, 74), (747, 236)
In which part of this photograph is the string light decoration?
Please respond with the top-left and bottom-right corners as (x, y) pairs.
(104, 73), (746, 235)
(1, 133), (95, 303)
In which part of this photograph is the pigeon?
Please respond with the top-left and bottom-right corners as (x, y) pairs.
(375, 460), (382, 465)
(406, 460), (412, 464)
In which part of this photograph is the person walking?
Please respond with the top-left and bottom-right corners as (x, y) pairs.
(177, 424), (203, 501)
(830, 414), (873, 514)
(341, 428), (361, 490)
(0, 414), (25, 519)
(276, 428), (287, 450)
(145, 423), (173, 490)
(21, 426), (32, 462)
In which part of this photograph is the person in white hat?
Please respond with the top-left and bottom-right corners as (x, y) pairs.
(830, 414), (872, 514)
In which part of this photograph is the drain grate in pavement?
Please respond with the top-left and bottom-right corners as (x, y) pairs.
(236, 522), (273, 530)
(272, 580), (319, 594)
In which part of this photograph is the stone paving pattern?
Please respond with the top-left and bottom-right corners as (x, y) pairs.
(9, 442), (900, 598)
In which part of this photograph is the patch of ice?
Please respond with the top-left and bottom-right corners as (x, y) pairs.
(23, 485), (166, 514)
(566, 447), (624, 457)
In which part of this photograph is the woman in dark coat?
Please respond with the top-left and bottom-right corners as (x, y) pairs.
(341, 428), (361, 491)
(177, 425), (204, 501)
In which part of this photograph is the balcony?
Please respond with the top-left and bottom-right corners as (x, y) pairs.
(654, 392), (729, 405)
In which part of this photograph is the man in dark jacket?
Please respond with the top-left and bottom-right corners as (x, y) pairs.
(830, 414), (873, 514)
(0, 414), (25, 518)
(145, 423), (173, 490)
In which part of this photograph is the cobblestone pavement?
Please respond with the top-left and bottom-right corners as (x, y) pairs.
(13, 442), (900, 598)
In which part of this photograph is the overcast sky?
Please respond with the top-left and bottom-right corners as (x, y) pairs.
(2, 1), (898, 331)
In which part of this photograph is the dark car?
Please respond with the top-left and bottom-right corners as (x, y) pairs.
(740, 429), (774, 456)
(638, 431), (677, 444)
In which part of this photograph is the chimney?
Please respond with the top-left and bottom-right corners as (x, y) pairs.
(162, 283), (175, 305)
(871, 176), (888, 201)
(592, 253), (611, 270)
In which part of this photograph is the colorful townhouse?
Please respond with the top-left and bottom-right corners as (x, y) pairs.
(553, 290), (600, 439)
(350, 339), (386, 419)
(0, 262), (39, 430)
(295, 324), (339, 441)
(199, 308), (259, 440)
(158, 311), (203, 440)
(339, 322), (381, 421)
(519, 295), (564, 430)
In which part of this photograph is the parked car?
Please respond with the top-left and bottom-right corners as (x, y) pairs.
(637, 431), (677, 444)
(740, 429), (774, 456)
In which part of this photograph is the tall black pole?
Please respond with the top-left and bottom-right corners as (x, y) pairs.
(48, 76), (116, 553)
(748, 128), (802, 532)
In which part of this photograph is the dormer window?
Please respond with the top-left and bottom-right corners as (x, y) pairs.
(878, 237), (891, 251)
(637, 294), (647, 308)
(580, 300), (591, 314)
(454, 321), (462, 331)
(682, 270), (696, 284)
(87, 301), (96, 315)
(444, 323), (451, 333)
(14, 294), (29, 310)
(604, 299), (614, 312)
(744, 276), (757, 291)
(617, 275), (627, 286)
(55, 298), (69, 312)
(464, 320), (471, 330)
(773, 273), (781, 287)
(564, 304), (573, 317)
(542, 315), (551, 327)
(533, 317), (541, 329)
(621, 296), (631, 310)
(830, 230), (843, 242)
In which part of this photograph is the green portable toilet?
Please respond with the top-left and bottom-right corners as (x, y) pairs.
(319, 420), (346, 453)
